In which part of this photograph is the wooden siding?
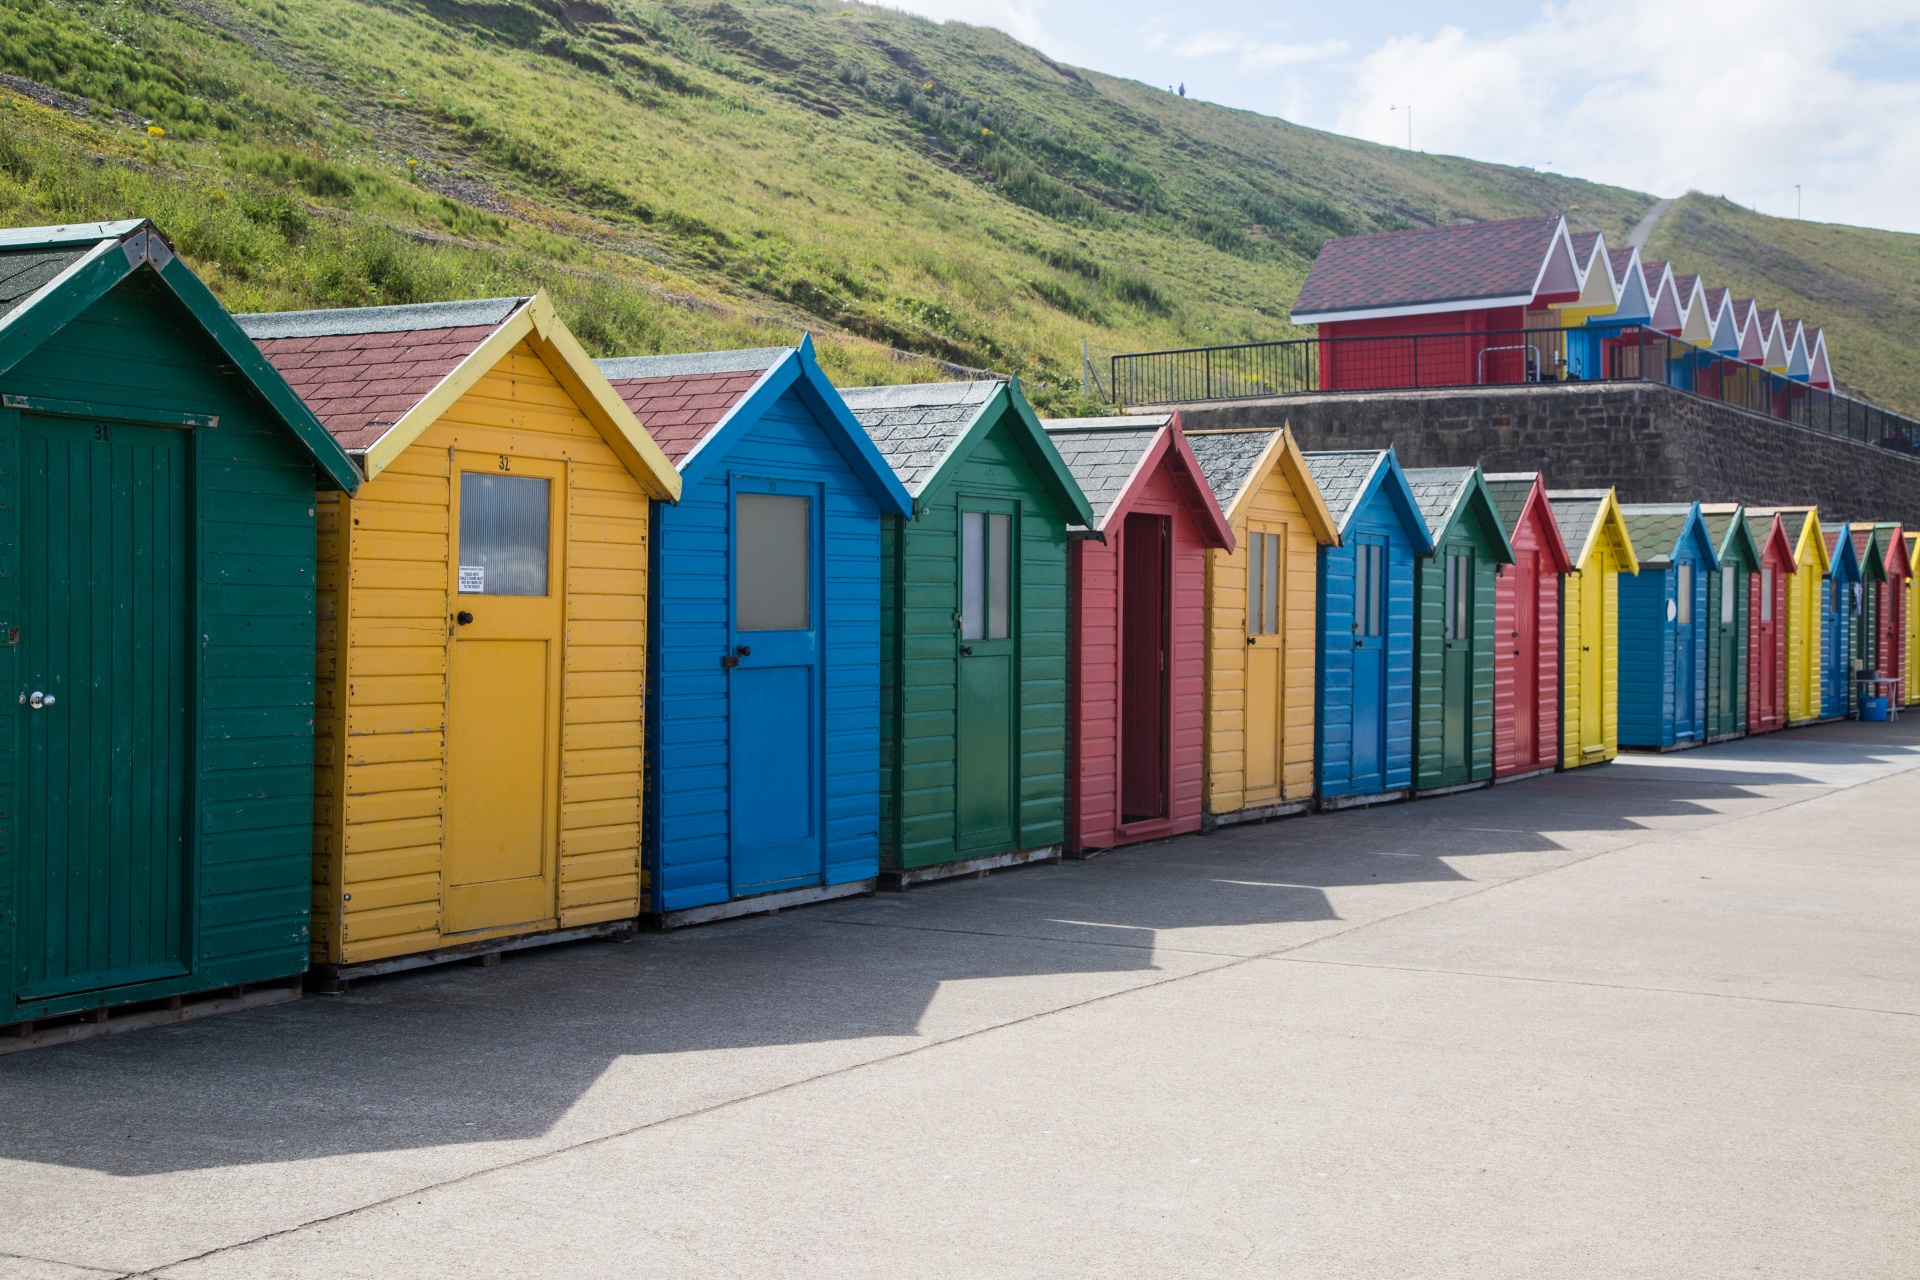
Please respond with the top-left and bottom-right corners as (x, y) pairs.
(1202, 467), (1321, 816)
(1, 271), (321, 1021)
(1619, 556), (1711, 750)
(879, 417), (1070, 869)
(1561, 559), (1624, 769)
(1068, 462), (1209, 852)
(1412, 524), (1499, 790)
(648, 382), (882, 910)
(1315, 491), (1419, 799)
(1493, 501), (1562, 778)
(1785, 561), (1823, 723)
(315, 340), (649, 965)
(1703, 565), (1750, 741)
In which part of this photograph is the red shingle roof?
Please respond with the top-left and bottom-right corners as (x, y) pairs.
(249, 325), (499, 451)
(1292, 215), (1565, 321)
(602, 371), (766, 464)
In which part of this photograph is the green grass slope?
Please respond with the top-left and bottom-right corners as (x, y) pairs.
(0, 0), (1912, 415)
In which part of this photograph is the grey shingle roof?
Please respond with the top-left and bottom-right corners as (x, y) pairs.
(1301, 450), (1387, 532)
(1403, 466), (1475, 540)
(1184, 429), (1278, 512)
(1042, 415), (1170, 531)
(1483, 472), (1540, 537)
(839, 380), (1002, 497)
(1618, 504), (1694, 566)
(1698, 503), (1749, 566)
(235, 296), (527, 340)
(1546, 490), (1608, 559)
(0, 245), (90, 326)
(592, 347), (789, 380)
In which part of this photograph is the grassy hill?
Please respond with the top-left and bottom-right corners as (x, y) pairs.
(0, 0), (1913, 415)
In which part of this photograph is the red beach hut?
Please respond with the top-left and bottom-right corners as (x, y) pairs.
(1043, 414), (1234, 854)
(1484, 473), (1574, 779)
(1744, 510), (1796, 734)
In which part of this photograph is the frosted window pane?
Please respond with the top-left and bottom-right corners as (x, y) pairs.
(1264, 533), (1281, 635)
(961, 512), (986, 640)
(737, 493), (810, 631)
(1761, 569), (1774, 620)
(459, 473), (549, 596)
(987, 513), (1011, 640)
(1247, 531), (1264, 635)
(1676, 563), (1692, 625)
(1722, 567), (1736, 624)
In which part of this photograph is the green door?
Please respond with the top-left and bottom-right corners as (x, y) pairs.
(1714, 566), (1740, 734)
(955, 504), (1016, 855)
(1441, 551), (1471, 781)
(16, 416), (192, 1001)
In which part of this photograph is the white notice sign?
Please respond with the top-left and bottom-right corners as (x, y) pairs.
(458, 566), (485, 593)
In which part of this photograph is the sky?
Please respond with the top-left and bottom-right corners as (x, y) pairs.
(875, 0), (1920, 235)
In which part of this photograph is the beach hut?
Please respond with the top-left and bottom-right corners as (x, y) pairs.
(1617, 504), (1717, 751)
(1845, 525), (1896, 716)
(1698, 504), (1759, 743)
(1546, 489), (1639, 768)
(1406, 467), (1516, 794)
(1822, 526), (1862, 719)
(837, 379), (1093, 887)
(1757, 508), (1828, 725)
(596, 341), (910, 925)
(240, 293), (680, 981)
(1484, 473), (1574, 780)
(1907, 532), (1920, 707)
(0, 219), (358, 1033)
(1304, 449), (1434, 806)
(1042, 415), (1233, 853)
(1741, 509), (1796, 734)
(1869, 524), (1909, 706)
(1185, 426), (1339, 825)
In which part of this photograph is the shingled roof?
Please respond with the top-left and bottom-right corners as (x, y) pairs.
(0, 245), (90, 326)
(1618, 503), (1703, 567)
(838, 379), (1001, 496)
(1483, 472), (1539, 535)
(1546, 490), (1610, 562)
(1291, 215), (1579, 324)
(596, 348), (789, 466)
(237, 297), (528, 453)
(1042, 416), (1169, 530)
(1184, 428), (1278, 512)
(1403, 466), (1476, 537)
(1300, 450), (1390, 531)
(1698, 502), (1759, 570)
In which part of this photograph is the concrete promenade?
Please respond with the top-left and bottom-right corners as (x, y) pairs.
(1, 721), (1916, 1278)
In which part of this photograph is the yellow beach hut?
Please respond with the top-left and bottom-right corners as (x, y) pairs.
(1187, 426), (1339, 825)
(238, 293), (681, 987)
(1751, 507), (1828, 724)
(1546, 488), (1639, 768)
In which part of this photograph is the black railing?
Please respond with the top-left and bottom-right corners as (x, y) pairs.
(1110, 325), (1919, 451)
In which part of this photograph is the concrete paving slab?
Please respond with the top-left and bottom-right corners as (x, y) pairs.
(0, 719), (1914, 1279)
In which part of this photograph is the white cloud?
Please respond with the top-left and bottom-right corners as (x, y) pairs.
(1329, 0), (1920, 232)
(870, 0), (1061, 54)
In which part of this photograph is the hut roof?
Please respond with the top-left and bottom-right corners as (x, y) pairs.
(0, 245), (94, 325)
(1291, 215), (1579, 323)
(595, 348), (789, 465)
(1699, 503), (1761, 571)
(1043, 416), (1170, 529)
(1483, 472), (1539, 532)
(1545, 489), (1640, 575)
(1619, 503), (1716, 568)
(1405, 466), (1516, 562)
(1185, 428), (1279, 512)
(1301, 450), (1386, 529)
(1183, 427), (1338, 545)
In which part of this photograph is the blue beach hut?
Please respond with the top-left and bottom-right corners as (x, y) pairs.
(1617, 503), (1719, 750)
(600, 339), (912, 926)
(1823, 525), (1862, 720)
(1305, 449), (1433, 807)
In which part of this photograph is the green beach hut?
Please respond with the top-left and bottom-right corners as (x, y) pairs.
(1699, 504), (1759, 742)
(840, 380), (1094, 888)
(1405, 467), (1515, 795)
(0, 220), (358, 1037)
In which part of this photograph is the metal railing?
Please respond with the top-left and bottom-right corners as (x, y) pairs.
(1109, 325), (1920, 451)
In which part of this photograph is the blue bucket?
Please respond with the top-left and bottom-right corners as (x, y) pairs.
(1862, 696), (1890, 722)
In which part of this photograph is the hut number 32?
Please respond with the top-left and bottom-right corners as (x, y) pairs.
(497, 455), (511, 472)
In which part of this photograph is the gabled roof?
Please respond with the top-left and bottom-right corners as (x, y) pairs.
(1673, 274), (1712, 345)
(1759, 309), (1789, 371)
(1546, 488), (1640, 575)
(597, 337), (906, 513)
(1403, 465), (1515, 564)
(1, 219), (359, 491)
(1872, 523), (1909, 582)
(1300, 448), (1434, 553)
(1618, 502), (1719, 569)
(1290, 215), (1580, 325)
(240, 291), (677, 497)
(1825, 525), (1864, 584)
(1643, 261), (1681, 333)
(1784, 321), (1813, 381)
(1764, 507), (1827, 575)
(1808, 328), (1833, 388)
(1557, 231), (1619, 321)
(1740, 509), (1799, 573)
(1698, 502), (1761, 572)
(1183, 425), (1337, 545)
(1041, 413), (1233, 547)
(1731, 299), (1765, 362)
(1600, 247), (1651, 325)
(839, 377), (1092, 525)
(1705, 287), (1740, 356)
(1483, 472), (1575, 573)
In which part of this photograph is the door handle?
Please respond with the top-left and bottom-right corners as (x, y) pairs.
(1247, 635), (1257, 646)
(959, 645), (973, 655)
(456, 611), (474, 626)
(18, 691), (53, 708)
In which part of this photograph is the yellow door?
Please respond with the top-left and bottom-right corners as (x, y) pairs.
(1243, 523), (1286, 801)
(444, 451), (565, 937)
(1579, 567), (1605, 753)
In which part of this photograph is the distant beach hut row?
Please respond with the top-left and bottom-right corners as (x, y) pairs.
(0, 219), (1912, 1039)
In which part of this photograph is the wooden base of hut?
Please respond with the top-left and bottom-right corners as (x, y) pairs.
(1207, 800), (1313, 830)
(1, 978), (302, 1057)
(649, 880), (878, 932)
(307, 921), (634, 993)
(879, 847), (1062, 891)
(1318, 789), (1412, 812)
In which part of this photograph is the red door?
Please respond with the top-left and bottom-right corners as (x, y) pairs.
(1119, 513), (1170, 823)
(1513, 550), (1539, 767)
(1751, 570), (1776, 728)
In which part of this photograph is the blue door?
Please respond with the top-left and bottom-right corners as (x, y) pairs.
(1352, 538), (1387, 792)
(728, 478), (822, 895)
(1673, 562), (1696, 740)
(1825, 579), (1846, 717)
